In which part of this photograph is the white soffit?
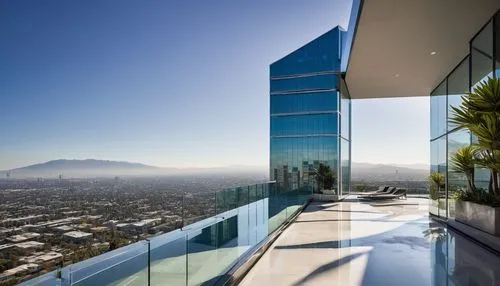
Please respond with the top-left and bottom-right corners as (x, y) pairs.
(346, 0), (500, 99)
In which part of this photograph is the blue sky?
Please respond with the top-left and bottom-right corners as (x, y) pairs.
(0, 0), (429, 170)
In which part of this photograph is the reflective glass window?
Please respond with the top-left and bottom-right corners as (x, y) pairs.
(271, 113), (339, 136)
(271, 74), (338, 93)
(430, 80), (447, 139)
(271, 91), (339, 114)
(270, 28), (341, 77)
(496, 13), (500, 77)
(447, 57), (469, 131)
(270, 136), (338, 192)
(340, 80), (350, 140)
(447, 130), (471, 219)
(340, 138), (350, 195)
(471, 21), (493, 87)
(430, 137), (447, 217)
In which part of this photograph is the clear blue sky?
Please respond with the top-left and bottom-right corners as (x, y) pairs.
(0, 0), (429, 170)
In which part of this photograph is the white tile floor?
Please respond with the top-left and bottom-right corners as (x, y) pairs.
(240, 197), (500, 286)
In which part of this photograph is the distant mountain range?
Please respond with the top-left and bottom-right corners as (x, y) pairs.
(0, 159), (429, 180)
(351, 162), (428, 181)
(0, 159), (267, 179)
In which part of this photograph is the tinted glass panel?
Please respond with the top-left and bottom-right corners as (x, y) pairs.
(271, 74), (338, 93)
(270, 136), (338, 191)
(430, 137), (447, 217)
(271, 91), (338, 114)
(430, 80), (447, 139)
(447, 129), (471, 219)
(341, 138), (350, 196)
(271, 113), (339, 136)
(270, 28), (342, 77)
(471, 21), (493, 87)
(340, 81), (350, 140)
(496, 13), (500, 77)
(447, 57), (469, 131)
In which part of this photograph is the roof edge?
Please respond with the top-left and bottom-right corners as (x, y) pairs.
(340, 0), (364, 72)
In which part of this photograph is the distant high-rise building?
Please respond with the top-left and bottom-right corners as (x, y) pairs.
(270, 27), (351, 196)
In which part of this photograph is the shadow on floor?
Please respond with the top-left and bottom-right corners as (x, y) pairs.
(291, 252), (368, 286)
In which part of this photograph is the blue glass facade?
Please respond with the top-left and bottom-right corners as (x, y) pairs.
(430, 11), (500, 219)
(270, 27), (351, 196)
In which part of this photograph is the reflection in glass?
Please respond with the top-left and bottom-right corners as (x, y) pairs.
(271, 74), (338, 93)
(430, 80), (447, 140)
(270, 28), (344, 77)
(271, 91), (338, 114)
(430, 138), (447, 217)
(271, 113), (339, 136)
(447, 130), (470, 219)
(496, 13), (500, 78)
(447, 57), (469, 132)
(341, 138), (350, 196)
(270, 26), (349, 203)
(471, 20), (493, 88)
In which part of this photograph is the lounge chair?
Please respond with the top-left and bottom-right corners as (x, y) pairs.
(358, 187), (395, 199)
(358, 188), (407, 200)
(363, 186), (390, 195)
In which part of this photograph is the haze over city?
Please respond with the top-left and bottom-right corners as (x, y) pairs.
(0, 0), (429, 170)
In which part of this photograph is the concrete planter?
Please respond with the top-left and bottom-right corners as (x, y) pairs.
(455, 200), (500, 236)
(311, 193), (339, 202)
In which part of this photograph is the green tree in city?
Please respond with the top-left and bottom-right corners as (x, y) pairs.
(316, 163), (336, 191)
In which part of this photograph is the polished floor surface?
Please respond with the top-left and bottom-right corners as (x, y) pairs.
(239, 197), (500, 286)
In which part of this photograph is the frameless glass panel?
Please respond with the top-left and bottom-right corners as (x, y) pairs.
(18, 270), (59, 286)
(271, 113), (339, 136)
(430, 80), (447, 139)
(447, 130), (471, 219)
(149, 231), (187, 286)
(69, 240), (149, 286)
(340, 80), (351, 140)
(271, 74), (338, 93)
(437, 137), (447, 218)
(430, 138), (446, 217)
(471, 21), (493, 87)
(341, 138), (350, 196)
(268, 182), (287, 234)
(270, 91), (339, 114)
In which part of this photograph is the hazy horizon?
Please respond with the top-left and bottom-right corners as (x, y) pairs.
(0, 0), (429, 170)
(1, 158), (430, 172)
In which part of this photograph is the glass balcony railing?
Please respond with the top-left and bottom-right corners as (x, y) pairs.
(19, 181), (310, 286)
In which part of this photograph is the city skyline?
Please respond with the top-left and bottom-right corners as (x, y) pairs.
(0, 0), (429, 170)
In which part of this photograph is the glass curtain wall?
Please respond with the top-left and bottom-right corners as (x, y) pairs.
(270, 27), (349, 224)
(430, 10), (499, 219)
(471, 17), (495, 191)
(447, 57), (471, 219)
(430, 80), (447, 217)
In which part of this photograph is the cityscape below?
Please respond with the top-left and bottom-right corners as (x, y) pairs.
(0, 159), (427, 284)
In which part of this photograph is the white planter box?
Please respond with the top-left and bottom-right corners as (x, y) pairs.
(455, 200), (500, 236)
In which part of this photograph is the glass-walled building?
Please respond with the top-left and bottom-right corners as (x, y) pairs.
(270, 26), (351, 198)
(430, 11), (500, 219)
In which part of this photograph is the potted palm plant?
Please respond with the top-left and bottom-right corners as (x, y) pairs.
(429, 172), (444, 214)
(449, 77), (500, 235)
